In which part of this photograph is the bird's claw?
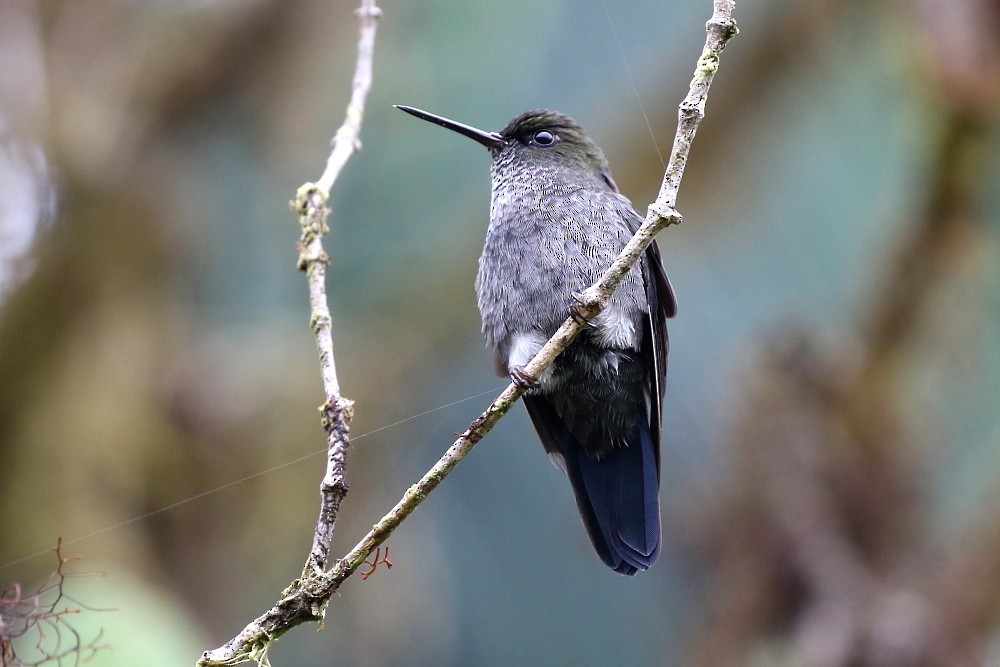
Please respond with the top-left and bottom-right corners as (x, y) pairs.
(568, 292), (597, 329)
(510, 366), (540, 390)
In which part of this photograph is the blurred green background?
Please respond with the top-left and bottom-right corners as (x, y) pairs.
(2, 0), (999, 665)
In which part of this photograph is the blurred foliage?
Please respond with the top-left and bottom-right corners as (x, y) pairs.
(1, 0), (999, 665)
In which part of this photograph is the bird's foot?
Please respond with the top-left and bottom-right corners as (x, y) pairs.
(509, 366), (540, 390)
(568, 292), (597, 329)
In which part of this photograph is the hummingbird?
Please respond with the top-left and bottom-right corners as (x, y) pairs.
(396, 105), (676, 575)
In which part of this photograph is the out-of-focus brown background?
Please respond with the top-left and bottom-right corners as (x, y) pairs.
(2, 0), (999, 665)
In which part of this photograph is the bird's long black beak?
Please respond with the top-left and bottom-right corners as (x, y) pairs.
(395, 105), (506, 150)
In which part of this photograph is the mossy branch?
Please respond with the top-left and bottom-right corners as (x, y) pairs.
(199, 1), (736, 664)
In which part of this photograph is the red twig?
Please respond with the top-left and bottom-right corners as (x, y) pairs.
(359, 547), (393, 581)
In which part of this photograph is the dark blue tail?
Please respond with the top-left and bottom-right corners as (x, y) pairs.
(561, 420), (661, 576)
(523, 394), (661, 575)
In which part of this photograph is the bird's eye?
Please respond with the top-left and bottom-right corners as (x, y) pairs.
(531, 130), (557, 147)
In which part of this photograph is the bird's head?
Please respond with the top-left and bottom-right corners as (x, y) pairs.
(395, 105), (616, 190)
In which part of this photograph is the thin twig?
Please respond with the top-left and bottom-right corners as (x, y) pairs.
(199, 2), (736, 664)
(1, 539), (110, 666)
(295, 0), (382, 574)
(199, 1), (380, 664)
